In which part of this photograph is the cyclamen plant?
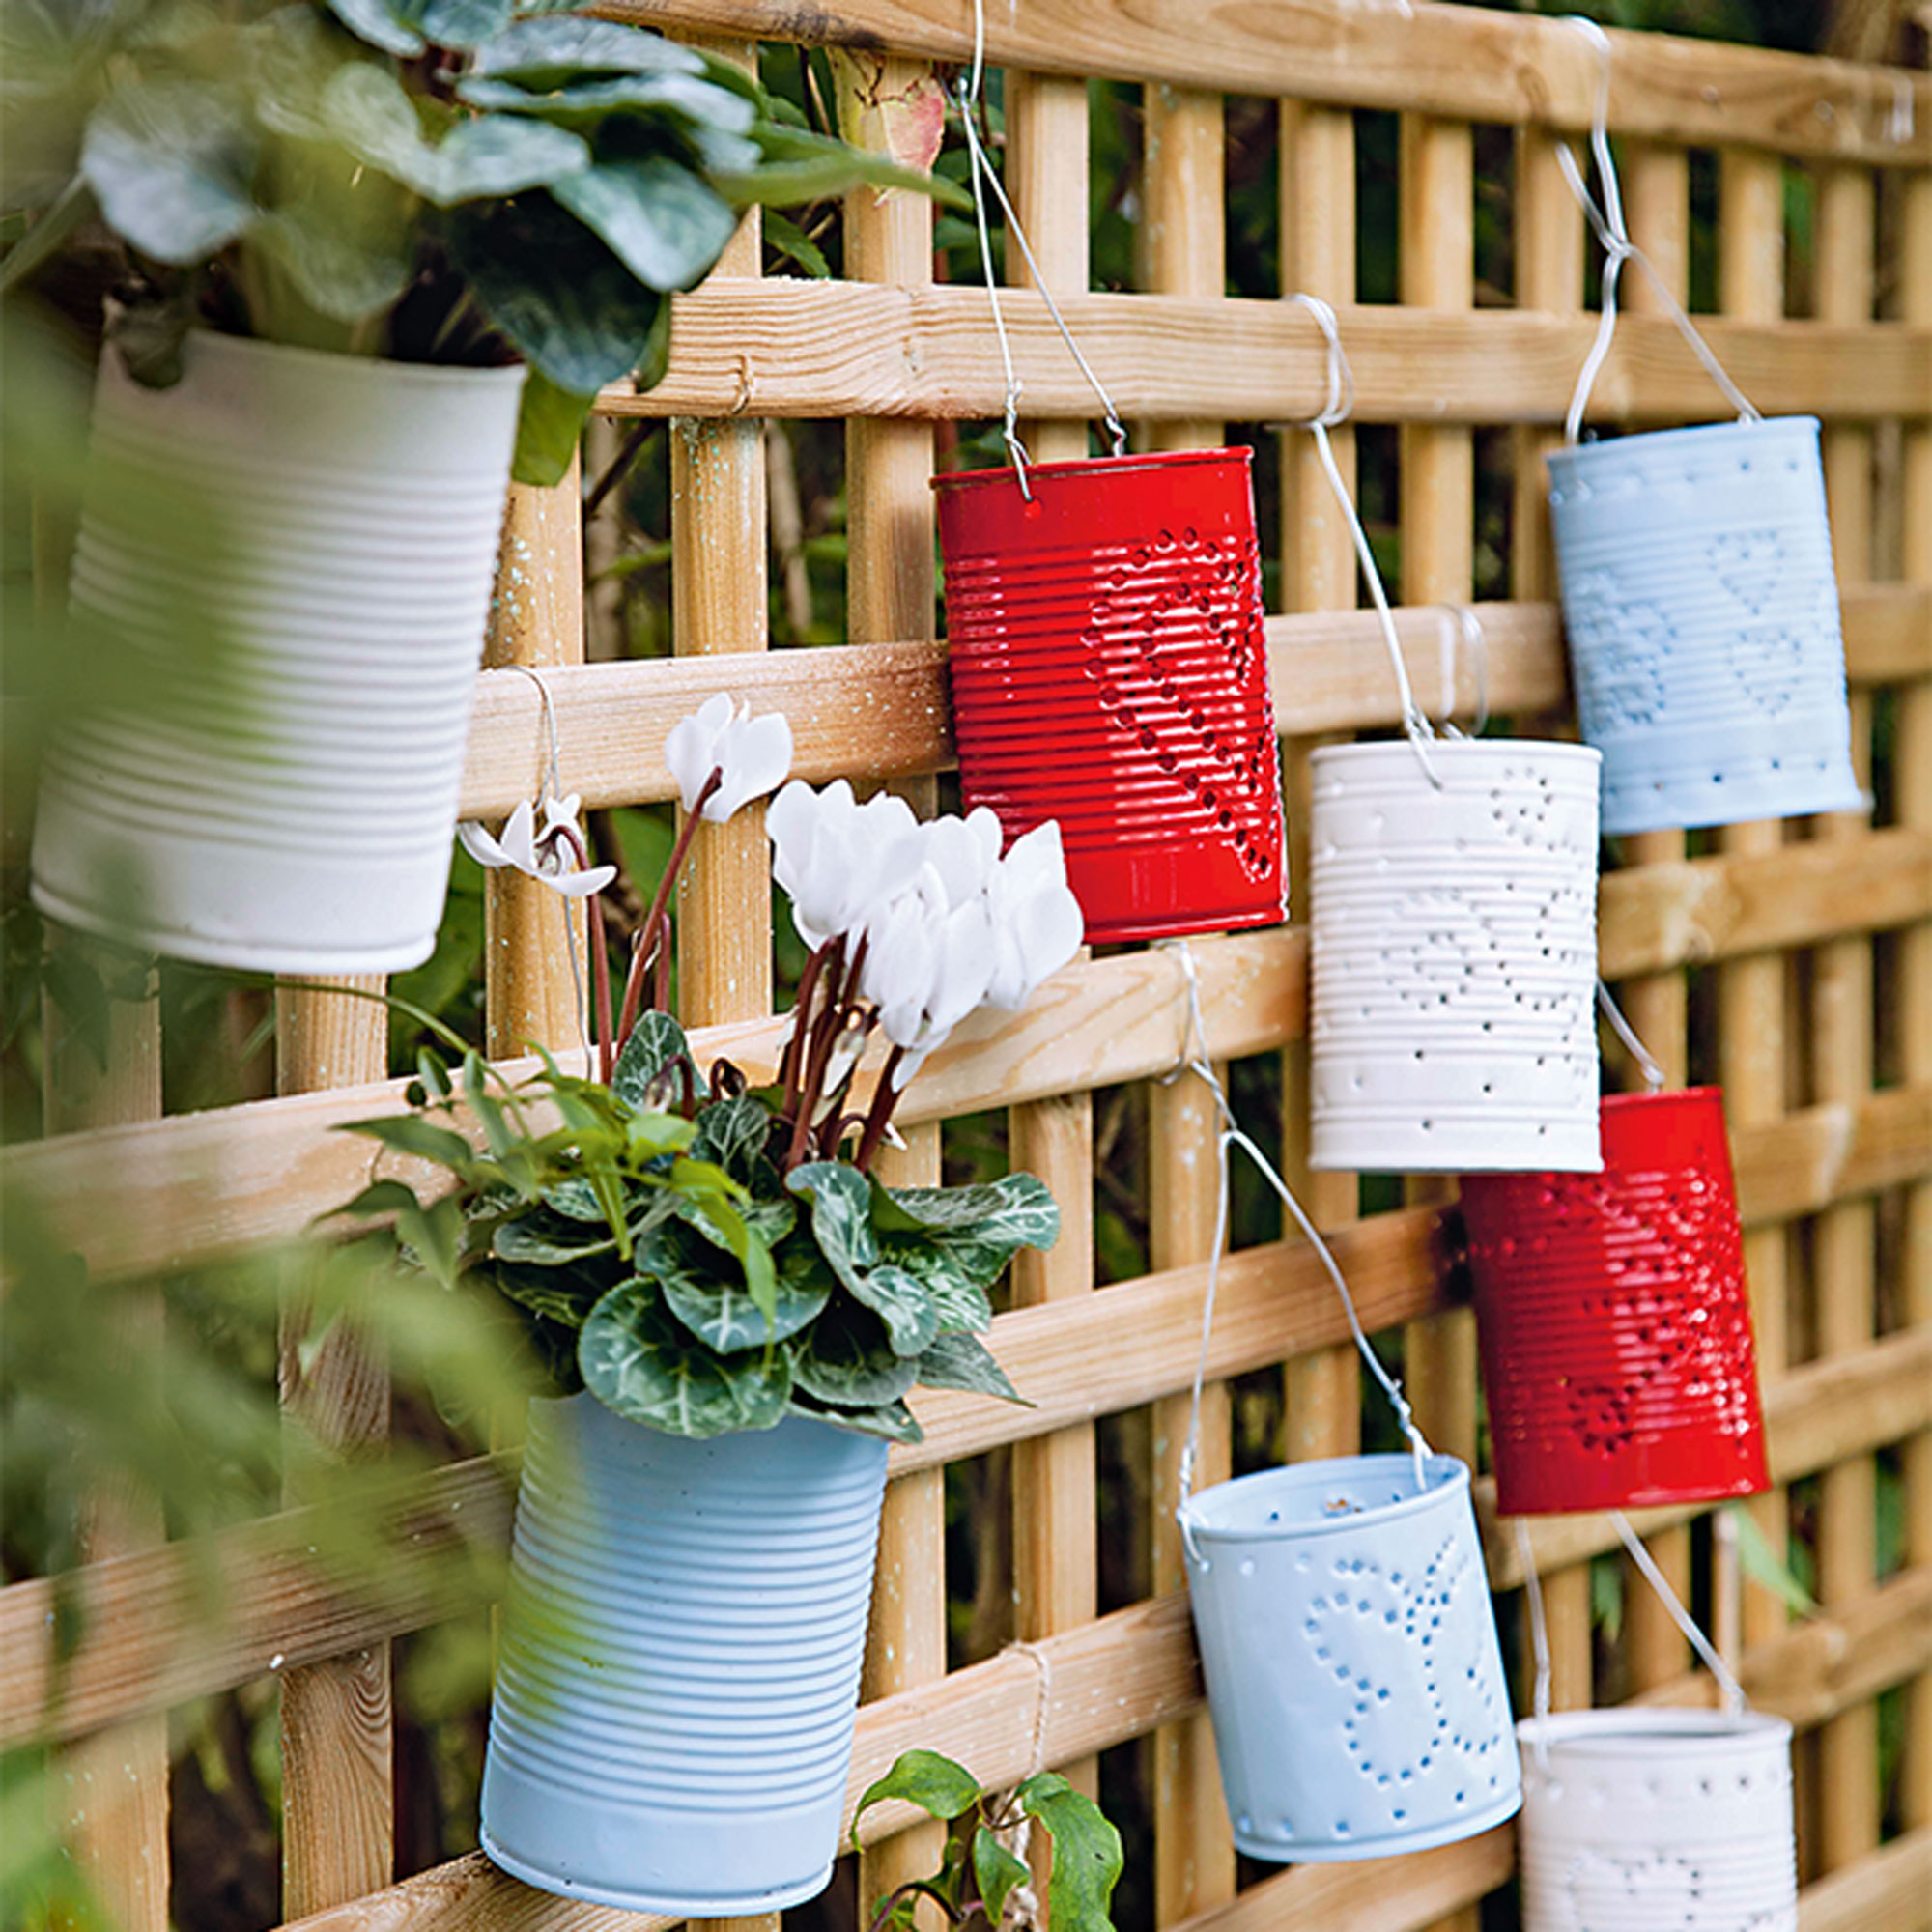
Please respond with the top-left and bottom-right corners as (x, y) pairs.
(342, 696), (1086, 1442)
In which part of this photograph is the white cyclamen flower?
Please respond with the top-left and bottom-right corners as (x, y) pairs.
(860, 864), (996, 1089)
(981, 819), (1084, 1009)
(457, 794), (616, 900)
(665, 694), (794, 823)
(767, 779), (923, 951)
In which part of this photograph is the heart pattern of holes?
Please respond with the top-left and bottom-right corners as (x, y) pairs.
(1079, 529), (1275, 881)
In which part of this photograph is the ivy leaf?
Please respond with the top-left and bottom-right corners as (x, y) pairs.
(846, 1261), (939, 1360)
(974, 1826), (1030, 1928)
(912, 1332), (1021, 1403)
(851, 1750), (982, 1850)
(493, 1208), (616, 1266)
(448, 190), (660, 394)
(790, 1299), (914, 1408)
(322, 0), (424, 57)
(879, 1238), (994, 1335)
(1017, 1774), (1122, 1932)
(787, 1161), (879, 1293)
(550, 157), (737, 292)
(580, 1283), (790, 1437)
(491, 1260), (605, 1330)
(80, 79), (259, 263)
(875, 1174), (1060, 1291)
(648, 1223), (829, 1352)
(323, 64), (590, 204)
(464, 14), (706, 85)
(539, 1176), (605, 1222)
(692, 1094), (779, 1185)
(611, 1009), (689, 1110)
(510, 366), (594, 488)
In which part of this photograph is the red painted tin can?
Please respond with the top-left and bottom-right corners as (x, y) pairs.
(1459, 1087), (1769, 1516)
(934, 449), (1286, 944)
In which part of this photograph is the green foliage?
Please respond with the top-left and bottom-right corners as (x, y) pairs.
(1, 0), (962, 481)
(852, 1750), (1124, 1932)
(333, 1037), (1053, 1442)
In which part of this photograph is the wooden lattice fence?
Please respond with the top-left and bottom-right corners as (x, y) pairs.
(5, 3), (1931, 1931)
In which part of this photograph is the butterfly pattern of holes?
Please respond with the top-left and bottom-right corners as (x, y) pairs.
(1301, 1531), (1507, 1808)
(1080, 528), (1275, 882)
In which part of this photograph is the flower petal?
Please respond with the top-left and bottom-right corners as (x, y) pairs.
(704, 708), (795, 822)
(456, 819), (511, 868)
(545, 863), (618, 899)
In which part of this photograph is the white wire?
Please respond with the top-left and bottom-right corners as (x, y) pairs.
(1167, 940), (1432, 1522)
(1515, 1520), (1555, 1766)
(1288, 294), (1444, 790)
(957, 0), (1128, 495)
(1557, 15), (1760, 443)
(1435, 603), (1491, 739)
(1611, 1510), (1749, 1719)
(1595, 976), (1668, 1092)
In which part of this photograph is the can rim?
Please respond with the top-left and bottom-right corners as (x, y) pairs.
(1177, 1451), (1469, 1542)
(1516, 1708), (1791, 1758)
(933, 447), (1253, 494)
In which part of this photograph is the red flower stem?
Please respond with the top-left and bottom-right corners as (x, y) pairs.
(853, 1044), (908, 1174)
(780, 938), (838, 1110)
(783, 935), (848, 1171)
(615, 767), (723, 1049)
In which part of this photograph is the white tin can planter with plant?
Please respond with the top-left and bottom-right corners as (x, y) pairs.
(1516, 1709), (1797, 1931)
(1307, 738), (1603, 1175)
(1547, 416), (1861, 837)
(481, 1396), (891, 1915)
(31, 331), (525, 973)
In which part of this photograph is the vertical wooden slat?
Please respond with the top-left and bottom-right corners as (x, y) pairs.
(1006, 62), (1101, 1846)
(277, 975), (393, 1915)
(1615, 142), (1695, 1696)
(1897, 163), (1932, 1842)
(44, 948), (169, 1932)
(1810, 157), (1881, 1874)
(1397, 105), (1482, 1932)
(483, 469), (588, 1061)
(1509, 120), (1595, 1718)
(839, 51), (950, 1929)
(1717, 145), (1794, 1660)
(1140, 77), (1237, 1926)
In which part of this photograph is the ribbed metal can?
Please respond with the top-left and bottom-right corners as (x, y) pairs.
(480, 1396), (889, 1915)
(1460, 1086), (1769, 1516)
(1307, 738), (1603, 1174)
(935, 449), (1286, 944)
(1547, 416), (1861, 837)
(31, 331), (524, 973)
(1517, 1711), (1797, 1932)
(1178, 1454), (1521, 1864)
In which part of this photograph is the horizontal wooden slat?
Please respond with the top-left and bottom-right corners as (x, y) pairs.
(20, 1156), (1931, 1745)
(1164, 1828), (1515, 1932)
(615, 286), (1930, 426)
(271, 1557), (1932, 1932)
(1488, 1325), (1932, 1584)
(1601, 829), (1932, 978)
(1734, 1083), (1932, 1226)
(456, 587), (1923, 817)
(610, 0), (1932, 163)
(1797, 1825), (1932, 1932)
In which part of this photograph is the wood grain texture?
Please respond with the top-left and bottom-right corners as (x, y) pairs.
(1795, 1825), (1932, 1932)
(483, 469), (587, 1060)
(606, 283), (1932, 425)
(448, 588), (1923, 816)
(601, 0), (1931, 163)
(276, 974), (395, 1913)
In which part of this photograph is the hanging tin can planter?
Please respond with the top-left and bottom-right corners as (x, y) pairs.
(31, 332), (526, 973)
(1516, 1710), (1797, 1931)
(1307, 738), (1604, 1175)
(1548, 416), (1862, 837)
(1179, 1451), (1520, 1863)
(480, 1395), (889, 1915)
(935, 447), (1286, 944)
(1459, 1085), (1768, 1516)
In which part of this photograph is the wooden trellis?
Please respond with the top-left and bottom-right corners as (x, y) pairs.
(5, 3), (1930, 1930)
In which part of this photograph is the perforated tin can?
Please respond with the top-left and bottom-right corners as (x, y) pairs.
(1548, 416), (1861, 836)
(1460, 1087), (1768, 1516)
(1178, 1454), (1520, 1863)
(935, 450), (1286, 943)
(1516, 1710), (1797, 1932)
(481, 1396), (888, 1915)
(1307, 738), (1603, 1174)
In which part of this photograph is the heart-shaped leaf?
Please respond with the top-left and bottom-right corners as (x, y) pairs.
(692, 1094), (779, 1185)
(458, 71), (756, 138)
(643, 1222), (827, 1352)
(464, 14), (705, 85)
(551, 156), (737, 292)
(580, 1282), (789, 1437)
(787, 1161), (881, 1292)
(851, 1751), (982, 1850)
(790, 1391), (923, 1444)
(791, 1299), (914, 1407)
(847, 1261), (940, 1359)
(913, 1332), (1020, 1402)
(391, 0), (513, 50)
(322, 0), (424, 58)
(974, 1827), (1031, 1928)
(611, 1009), (689, 1109)
(1017, 1774), (1123, 1932)
(81, 79), (259, 263)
